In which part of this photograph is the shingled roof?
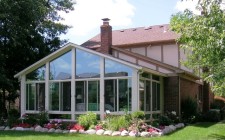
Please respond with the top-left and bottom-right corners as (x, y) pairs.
(82, 24), (179, 48)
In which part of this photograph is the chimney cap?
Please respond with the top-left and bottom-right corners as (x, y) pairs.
(102, 18), (110, 22)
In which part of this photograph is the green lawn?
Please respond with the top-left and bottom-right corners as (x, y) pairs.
(0, 122), (225, 140)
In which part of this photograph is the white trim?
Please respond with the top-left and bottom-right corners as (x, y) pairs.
(142, 67), (167, 77)
(100, 57), (104, 120)
(45, 62), (49, 111)
(71, 48), (75, 120)
(132, 68), (139, 112)
(20, 75), (26, 116)
(14, 42), (142, 78)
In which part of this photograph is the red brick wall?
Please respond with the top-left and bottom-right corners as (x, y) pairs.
(164, 76), (180, 115)
(180, 78), (202, 112)
(100, 20), (112, 54)
(180, 78), (199, 100)
(164, 76), (206, 115)
(203, 81), (214, 112)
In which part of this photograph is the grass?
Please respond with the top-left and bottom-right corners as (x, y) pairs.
(0, 122), (225, 140)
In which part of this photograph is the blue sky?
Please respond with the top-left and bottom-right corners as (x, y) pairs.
(60, 0), (198, 45)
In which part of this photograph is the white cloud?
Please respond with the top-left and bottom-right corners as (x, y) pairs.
(60, 0), (135, 44)
(175, 0), (200, 15)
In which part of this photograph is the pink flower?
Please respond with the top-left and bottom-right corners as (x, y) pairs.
(119, 128), (126, 132)
(148, 128), (156, 133)
(95, 125), (102, 130)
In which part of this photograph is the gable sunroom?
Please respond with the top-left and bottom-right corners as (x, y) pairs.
(15, 43), (164, 121)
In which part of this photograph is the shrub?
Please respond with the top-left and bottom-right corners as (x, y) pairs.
(131, 111), (145, 120)
(0, 117), (5, 126)
(78, 112), (97, 130)
(203, 109), (220, 122)
(37, 111), (49, 127)
(105, 115), (130, 131)
(23, 114), (37, 126)
(158, 115), (172, 126)
(8, 109), (20, 118)
(181, 97), (197, 123)
(6, 109), (20, 127)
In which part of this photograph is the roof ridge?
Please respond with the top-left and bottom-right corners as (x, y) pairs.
(113, 23), (170, 32)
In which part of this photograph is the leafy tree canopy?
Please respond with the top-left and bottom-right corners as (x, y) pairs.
(170, 0), (225, 95)
(0, 0), (75, 115)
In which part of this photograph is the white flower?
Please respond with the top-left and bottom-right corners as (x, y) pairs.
(106, 110), (111, 114)
(171, 111), (176, 116)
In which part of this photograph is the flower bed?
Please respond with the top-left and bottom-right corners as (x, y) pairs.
(0, 111), (185, 137)
(0, 123), (184, 137)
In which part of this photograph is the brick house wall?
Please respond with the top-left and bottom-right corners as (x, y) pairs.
(164, 76), (180, 115)
(180, 78), (203, 112)
(180, 78), (199, 100)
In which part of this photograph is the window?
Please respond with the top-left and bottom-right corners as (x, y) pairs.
(50, 51), (72, 80)
(105, 59), (132, 77)
(119, 79), (131, 111)
(139, 73), (161, 113)
(26, 83), (45, 111)
(105, 79), (117, 112)
(75, 80), (100, 111)
(152, 82), (160, 111)
(49, 82), (71, 111)
(76, 49), (100, 79)
(26, 66), (45, 81)
(104, 79), (132, 112)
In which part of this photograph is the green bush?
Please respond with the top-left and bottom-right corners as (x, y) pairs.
(78, 112), (97, 130)
(6, 109), (20, 127)
(158, 115), (172, 126)
(8, 109), (20, 118)
(24, 114), (37, 126)
(0, 117), (5, 126)
(181, 97), (197, 123)
(131, 111), (145, 120)
(37, 111), (49, 127)
(105, 115), (130, 131)
(204, 109), (220, 122)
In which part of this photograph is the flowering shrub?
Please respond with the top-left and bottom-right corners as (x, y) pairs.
(95, 124), (103, 130)
(119, 127), (126, 132)
(14, 123), (31, 128)
(78, 112), (97, 130)
(43, 119), (73, 130)
(70, 124), (84, 130)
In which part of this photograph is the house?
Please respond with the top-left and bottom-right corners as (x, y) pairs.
(14, 18), (213, 121)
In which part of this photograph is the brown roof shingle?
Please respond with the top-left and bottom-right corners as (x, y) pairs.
(82, 24), (178, 48)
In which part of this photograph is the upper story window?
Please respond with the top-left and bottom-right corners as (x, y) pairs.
(50, 51), (72, 80)
(141, 72), (150, 79)
(75, 49), (100, 79)
(26, 65), (45, 81)
(104, 59), (132, 77)
(152, 75), (160, 81)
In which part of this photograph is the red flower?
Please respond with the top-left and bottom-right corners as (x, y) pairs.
(15, 123), (31, 128)
(71, 124), (84, 130)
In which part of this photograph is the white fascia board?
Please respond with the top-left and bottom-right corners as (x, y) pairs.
(14, 42), (142, 78)
(14, 42), (75, 78)
(142, 67), (168, 77)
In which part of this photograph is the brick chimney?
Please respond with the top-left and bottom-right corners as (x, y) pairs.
(100, 18), (112, 54)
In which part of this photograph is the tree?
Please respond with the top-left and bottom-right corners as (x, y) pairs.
(0, 0), (75, 117)
(170, 0), (225, 95)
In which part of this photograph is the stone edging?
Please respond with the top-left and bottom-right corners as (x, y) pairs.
(0, 123), (185, 137)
